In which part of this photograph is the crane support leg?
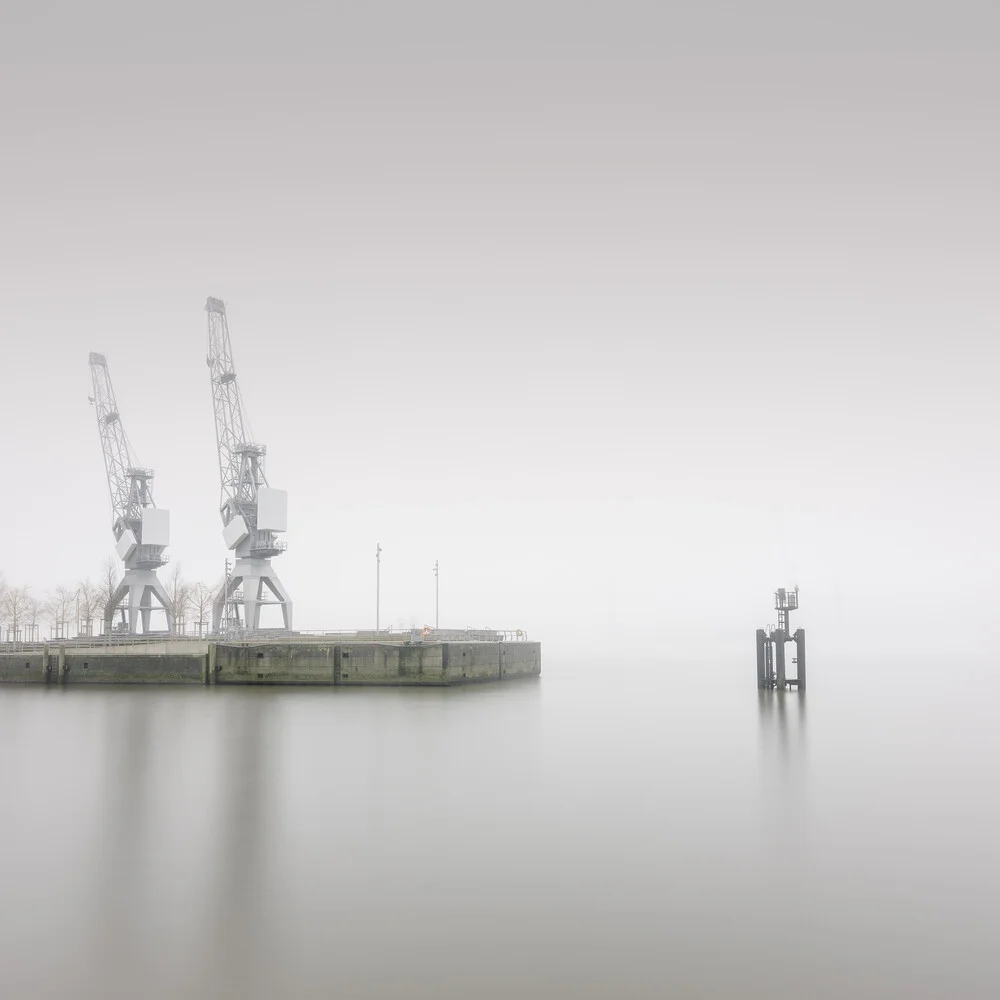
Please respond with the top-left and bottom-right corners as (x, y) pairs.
(106, 579), (128, 635)
(106, 570), (174, 635)
(212, 583), (230, 633)
(212, 557), (292, 634)
(259, 568), (292, 630)
(140, 586), (153, 634)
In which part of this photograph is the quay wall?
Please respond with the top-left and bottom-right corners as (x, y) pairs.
(0, 651), (48, 684)
(0, 641), (541, 687)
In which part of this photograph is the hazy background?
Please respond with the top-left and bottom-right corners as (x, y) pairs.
(1, 1), (998, 661)
(2, 6), (999, 999)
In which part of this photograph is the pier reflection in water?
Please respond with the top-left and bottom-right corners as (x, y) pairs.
(757, 688), (808, 780)
(0, 663), (996, 999)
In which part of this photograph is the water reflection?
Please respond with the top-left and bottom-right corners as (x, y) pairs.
(757, 688), (808, 814)
(92, 695), (154, 993)
(208, 693), (276, 999)
(1, 670), (996, 999)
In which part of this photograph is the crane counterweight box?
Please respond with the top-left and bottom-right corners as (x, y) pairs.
(116, 529), (137, 561)
(223, 514), (250, 549)
(257, 488), (288, 532)
(141, 507), (170, 547)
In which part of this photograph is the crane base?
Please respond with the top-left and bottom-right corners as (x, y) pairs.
(105, 570), (175, 635)
(212, 557), (292, 632)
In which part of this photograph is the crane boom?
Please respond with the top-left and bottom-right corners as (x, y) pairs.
(206, 297), (256, 510)
(88, 352), (174, 634)
(89, 352), (154, 536)
(205, 297), (291, 632)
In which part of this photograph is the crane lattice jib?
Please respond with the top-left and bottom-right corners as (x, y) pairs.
(89, 352), (154, 537)
(205, 298), (268, 525)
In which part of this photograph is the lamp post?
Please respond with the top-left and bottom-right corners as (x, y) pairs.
(433, 559), (439, 630)
(223, 558), (231, 633)
(376, 543), (382, 633)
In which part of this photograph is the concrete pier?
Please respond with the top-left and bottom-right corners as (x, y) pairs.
(0, 637), (541, 687)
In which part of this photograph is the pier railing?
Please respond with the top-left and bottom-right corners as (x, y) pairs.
(1, 626), (530, 650)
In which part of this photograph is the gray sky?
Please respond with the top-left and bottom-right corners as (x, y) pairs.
(1, 2), (997, 658)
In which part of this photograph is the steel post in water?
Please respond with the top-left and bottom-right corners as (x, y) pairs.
(774, 630), (786, 690)
(755, 587), (805, 691)
(756, 629), (767, 689)
(794, 628), (806, 691)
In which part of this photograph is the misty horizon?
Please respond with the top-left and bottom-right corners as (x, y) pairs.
(2, 3), (999, 999)
(3, 3), (997, 663)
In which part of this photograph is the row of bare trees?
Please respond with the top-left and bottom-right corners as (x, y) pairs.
(0, 581), (46, 642)
(0, 559), (220, 642)
(164, 568), (216, 637)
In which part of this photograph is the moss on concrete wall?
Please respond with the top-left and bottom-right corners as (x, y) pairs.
(0, 641), (540, 687)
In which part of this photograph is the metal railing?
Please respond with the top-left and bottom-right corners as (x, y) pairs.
(773, 588), (799, 610)
(0, 625), (531, 650)
(0, 640), (49, 653)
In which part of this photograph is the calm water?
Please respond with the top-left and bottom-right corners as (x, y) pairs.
(0, 659), (996, 999)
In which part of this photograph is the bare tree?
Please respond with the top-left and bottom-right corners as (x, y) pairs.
(76, 580), (99, 637)
(97, 556), (121, 631)
(189, 582), (215, 637)
(166, 565), (191, 635)
(23, 591), (43, 642)
(46, 586), (77, 640)
(1, 586), (31, 642)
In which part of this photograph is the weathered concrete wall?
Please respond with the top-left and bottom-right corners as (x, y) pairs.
(0, 640), (540, 686)
(211, 641), (539, 686)
(62, 650), (204, 684)
(0, 652), (48, 684)
(338, 643), (447, 685)
(214, 642), (337, 685)
(500, 642), (542, 679)
(0, 649), (205, 684)
(441, 642), (498, 683)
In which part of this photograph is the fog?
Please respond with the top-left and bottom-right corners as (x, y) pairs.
(1, 4), (998, 997)
(0, 2), (996, 649)
(3, 2), (997, 662)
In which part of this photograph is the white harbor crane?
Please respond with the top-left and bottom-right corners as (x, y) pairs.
(88, 352), (175, 634)
(205, 297), (292, 632)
